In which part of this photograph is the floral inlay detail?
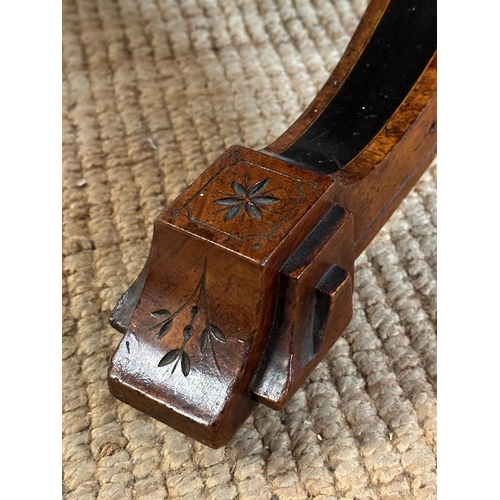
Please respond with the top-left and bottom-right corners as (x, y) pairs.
(149, 258), (226, 376)
(214, 177), (279, 222)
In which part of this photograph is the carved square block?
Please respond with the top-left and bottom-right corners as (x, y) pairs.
(160, 147), (330, 262)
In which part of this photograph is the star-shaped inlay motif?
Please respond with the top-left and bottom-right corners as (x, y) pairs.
(214, 177), (279, 222)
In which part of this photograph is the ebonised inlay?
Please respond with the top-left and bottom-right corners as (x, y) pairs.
(279, 0), (436, 174)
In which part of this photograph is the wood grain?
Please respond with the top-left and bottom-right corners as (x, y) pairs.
(108, 0), (437, 448)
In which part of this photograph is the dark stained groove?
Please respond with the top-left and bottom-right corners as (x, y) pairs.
(312, 265), (348, 353)
(281, 204), (346, 275)
(277, 0), (437, 174)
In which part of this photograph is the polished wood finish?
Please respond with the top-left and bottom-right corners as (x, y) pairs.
(108, 0), (437, 448)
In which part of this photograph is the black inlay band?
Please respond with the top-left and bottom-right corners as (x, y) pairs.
(277, 0), (436, 174)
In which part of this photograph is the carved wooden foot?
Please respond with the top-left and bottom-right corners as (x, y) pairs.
(108, 0), (436, 448)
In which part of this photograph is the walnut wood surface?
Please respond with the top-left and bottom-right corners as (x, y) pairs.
(108, 0), (437, 448)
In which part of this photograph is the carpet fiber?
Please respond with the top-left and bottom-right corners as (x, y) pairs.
(62, 0), (437, 498)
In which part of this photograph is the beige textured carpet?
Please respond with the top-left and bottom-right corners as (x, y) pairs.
(62, 0), (437, 498)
